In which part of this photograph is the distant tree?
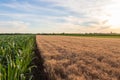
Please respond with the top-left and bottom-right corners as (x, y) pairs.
(110, 31), (113, 34)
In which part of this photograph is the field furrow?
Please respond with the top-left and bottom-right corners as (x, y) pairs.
(37, 35), (120, 80)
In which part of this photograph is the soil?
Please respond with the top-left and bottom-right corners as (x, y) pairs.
(36, 35), (120, 80)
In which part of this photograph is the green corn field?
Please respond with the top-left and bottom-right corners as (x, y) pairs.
(0, 35), (36, 80)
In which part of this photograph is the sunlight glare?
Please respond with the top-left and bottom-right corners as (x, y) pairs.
(105, 1), (120, 29)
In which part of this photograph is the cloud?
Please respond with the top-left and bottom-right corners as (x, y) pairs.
(0, 0), (120, 33)
(0, 21), (29, 32)
(0, 1), (68, 16)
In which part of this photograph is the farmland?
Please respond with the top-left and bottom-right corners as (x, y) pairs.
(37, 35), (120, 80)
(0, 34), (120, 80)
(0, 35), (36, 80)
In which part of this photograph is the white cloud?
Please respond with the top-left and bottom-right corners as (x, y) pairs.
(0, 21), (29, 32)
(0, 0), (120, 33)
(0, 2), (67, 15)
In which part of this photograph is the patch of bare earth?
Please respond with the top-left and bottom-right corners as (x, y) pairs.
(36, 35), (120, 80)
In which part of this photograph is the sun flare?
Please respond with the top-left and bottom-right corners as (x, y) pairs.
(105, 1), (120, 29)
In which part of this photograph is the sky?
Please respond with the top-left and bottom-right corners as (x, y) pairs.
(0, 0), (120, 33)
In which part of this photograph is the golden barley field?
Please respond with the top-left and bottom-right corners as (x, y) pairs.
(36, 35), (120, 80)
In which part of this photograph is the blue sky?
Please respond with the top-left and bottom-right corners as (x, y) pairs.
(0, 0), (120, 33)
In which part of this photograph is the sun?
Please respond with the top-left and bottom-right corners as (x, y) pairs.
(105, 1), (120, 29)
(108, 12), (120, 28)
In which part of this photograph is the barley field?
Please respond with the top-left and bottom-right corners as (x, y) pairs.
(36, 35), (120, 80)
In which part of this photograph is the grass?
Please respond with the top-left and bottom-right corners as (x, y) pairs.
(0, 35), (36, 80)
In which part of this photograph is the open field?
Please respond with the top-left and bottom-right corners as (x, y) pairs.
(0, 35), (120, 80)
(37, 35), (120, 80)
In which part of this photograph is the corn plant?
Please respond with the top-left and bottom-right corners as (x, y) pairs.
(0, 35), (36, 80)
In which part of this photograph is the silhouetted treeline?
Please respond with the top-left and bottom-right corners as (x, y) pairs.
(0, 33), (36, 35)
(38, 33), (120, 36)
(0, 33), (120, 37)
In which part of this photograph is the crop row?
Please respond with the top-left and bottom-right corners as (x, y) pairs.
(0, 35), (36, 80)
